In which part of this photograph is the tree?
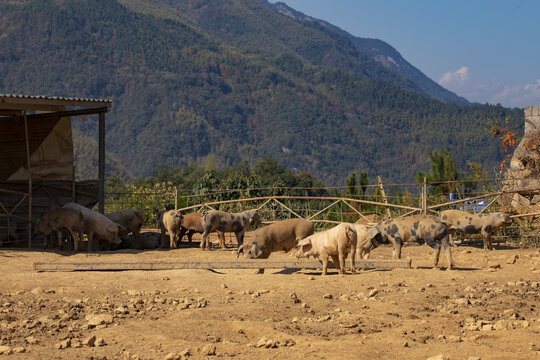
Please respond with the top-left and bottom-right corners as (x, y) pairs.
(416, 148), (460, 194)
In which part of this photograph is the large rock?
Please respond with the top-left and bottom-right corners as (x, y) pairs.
(502, 106), (540, 211)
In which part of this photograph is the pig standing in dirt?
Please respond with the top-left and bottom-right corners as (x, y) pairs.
(200, 209), (261, 250)
(295, 223), (357, 275)
(439, 210), (512, 250)
(106, 209), (144, 249)
(351, 223), (370, 260)
(34, 208), (84, 252)
(63, 202), (123, 252)
(157, 210), (184, 249)
(359, 215), (453, 269)
(179, 212), (225, 248)
(118, 232), (161, 250)
(238, 218), (314, 259)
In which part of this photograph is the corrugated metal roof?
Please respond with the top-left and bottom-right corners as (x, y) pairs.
(0, 94), (112, 104)
(0, 94), (112, 111)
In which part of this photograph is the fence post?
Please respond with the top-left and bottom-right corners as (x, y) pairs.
(377, 176), (392, 219)
(422, 177), (427, 214)
(174, 188), (178, 210)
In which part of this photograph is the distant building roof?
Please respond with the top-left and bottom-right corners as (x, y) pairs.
(0, 94), (112, 114)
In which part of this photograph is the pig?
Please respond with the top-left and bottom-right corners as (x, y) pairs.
(106, 209), (144, 249)
(179, 212), (225, 248)
(359, 215), (453, 269)
(118, 231), (161, 250)
(351, 223), (370, 260)
(34, 208), (84, 252)
(439, 210), (512, 250)
(157, 209), (184, 249)
(238, 218), (314, 259)
(200, 209), (261, 250)
(294, 223), (357, 275)
(63, 202), (123, 252)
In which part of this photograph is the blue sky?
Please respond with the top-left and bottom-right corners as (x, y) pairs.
(273, 0), (540, 108)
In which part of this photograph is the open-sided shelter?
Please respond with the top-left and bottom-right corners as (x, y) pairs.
(0, 94), (112, 246)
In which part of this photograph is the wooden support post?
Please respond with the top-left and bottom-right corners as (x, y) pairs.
(24, 111), (32, 247)
(98, 112), (105, 214)
(422, 177), (427, 214)
(377, 176), (392, 219)
(72, 165), (76, 202)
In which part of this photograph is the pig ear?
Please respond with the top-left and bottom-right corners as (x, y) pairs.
(297, 238), (311, 247)
(367, 227), (380, 240)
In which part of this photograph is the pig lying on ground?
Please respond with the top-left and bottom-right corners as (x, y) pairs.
(439, 210), (512, 250)
(157, 210), (184, 249)
(201, 210), (261, 250)
(179, 212), (225, 247)
(34, 208), (84, 252)
(295, 223), (357, 275)
(118, 231), (161, 250)
(358, 215), (453, 269)
(106, 209), (144, 249)
(63, 202), (123, 252)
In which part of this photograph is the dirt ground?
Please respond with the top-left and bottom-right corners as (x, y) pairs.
(0, 232), (539, 360)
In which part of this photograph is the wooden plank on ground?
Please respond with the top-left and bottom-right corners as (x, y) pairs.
(33, 259), (411, 272)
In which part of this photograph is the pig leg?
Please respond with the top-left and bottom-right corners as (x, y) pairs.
(160, 227), (168, 249)
(441, 235), (454, 270)
(481, 230), (493, 251)
(178, 227), (187, 245)
(201, 226), (211, 250)
(87, 231), (95, 252)
(218, 231), (226, 249)
(56, 230), (63, 250)
(236, 231), (245, 247)
(333, 254), (345, 275)
(392, 242), (402, 260)
(66, 229), (78, 253)
(169, 231), (177, 249)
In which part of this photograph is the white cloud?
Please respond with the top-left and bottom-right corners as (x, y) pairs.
(490, 79), (540, 108)
(438, 66), (470, 86)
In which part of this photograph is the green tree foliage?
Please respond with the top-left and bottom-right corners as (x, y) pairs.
(416, 148), (462, 196)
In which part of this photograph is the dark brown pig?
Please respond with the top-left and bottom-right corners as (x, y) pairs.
(106, 209), (144, 249)
(179, 212), (225, 248)
(35, 208), (84, 252)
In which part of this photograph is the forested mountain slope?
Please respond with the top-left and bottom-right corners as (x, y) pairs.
(0, 0), (523, 185)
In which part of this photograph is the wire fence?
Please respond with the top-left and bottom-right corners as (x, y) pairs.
(101, 177), (540, 247)
(3, 178), (539, 247)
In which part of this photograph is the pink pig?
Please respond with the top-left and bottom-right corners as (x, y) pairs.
(295, 223), (357, 275)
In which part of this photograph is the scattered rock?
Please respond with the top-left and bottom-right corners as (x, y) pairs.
(12, 347), (26, 353)
(467, 357), (481, 360)
(55, 338), (71, 349)
(0, 346), (12, 355)
(256, 337), (277, 348)
(86, 314), (114, 327)
(426, 355), (449, 360)
(95, 338), (106, 346)
(323, 294), (333, 299)
(488, 261), (501, 269)
(291, 317), (299, 323)
(201, 344), (216, 356)
(368, 289), (379, 297)
(83, 335), (97, 347)
(25, 336), (38, 344)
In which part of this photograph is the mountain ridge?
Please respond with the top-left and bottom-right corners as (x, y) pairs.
(0, 0), (523, 186)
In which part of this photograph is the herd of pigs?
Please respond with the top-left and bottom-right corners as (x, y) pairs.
(33, 202), (513, 273)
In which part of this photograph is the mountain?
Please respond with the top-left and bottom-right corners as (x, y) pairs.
(265, 1), (469, 105)
(0, 0), (523, 186)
